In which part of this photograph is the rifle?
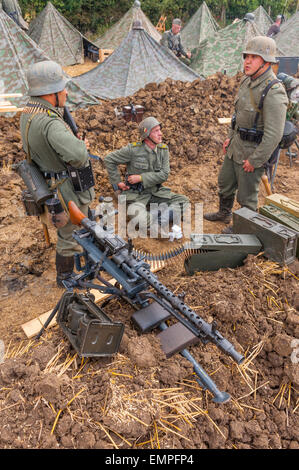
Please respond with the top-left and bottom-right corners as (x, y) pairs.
(37, 200), (245, 403)
(63, 106), (103, 164)
(124, 173), (144, 193)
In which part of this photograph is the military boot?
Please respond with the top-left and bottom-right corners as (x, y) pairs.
(55, 252), (75, 288)
(203, 195), (234, 224)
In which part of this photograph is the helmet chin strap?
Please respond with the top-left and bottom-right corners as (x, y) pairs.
(55, 92), (59, 108)
(249, 61), (270, 79)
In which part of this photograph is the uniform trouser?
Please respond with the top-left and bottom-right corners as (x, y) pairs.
(218, 155), (265, 211)
(56, 202), (89, 257)
(125, 191), (190, 229)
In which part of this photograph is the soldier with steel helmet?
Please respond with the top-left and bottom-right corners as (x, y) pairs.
(104, 116), (189, 234)
(204, 36), (288, 233)
(20, 60), (95, 286)
(160, 18), (191, 62)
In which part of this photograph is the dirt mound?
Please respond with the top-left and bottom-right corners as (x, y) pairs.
(0, 71), (299, 450)
(0, 72), (240, 169)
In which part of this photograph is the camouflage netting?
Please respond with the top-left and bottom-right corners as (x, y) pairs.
(0, 7), (99, 111)
(73, 24), (199, 100)
(190, 17), (284, 78)
(275, 11), (299, 57)
(1, 0), (28, 30)
(28, 1), (98, 67)
(251, 5), (273, 35)
(94, 0), (161, 49)
(181, 1), (219, 51)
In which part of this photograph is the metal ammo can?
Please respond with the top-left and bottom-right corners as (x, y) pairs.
(21, 189), (44, 216)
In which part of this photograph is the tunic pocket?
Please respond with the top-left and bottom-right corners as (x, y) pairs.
(133, 159), (149, 170)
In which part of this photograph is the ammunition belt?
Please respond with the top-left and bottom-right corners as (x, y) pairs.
(237, 127), (263, 144)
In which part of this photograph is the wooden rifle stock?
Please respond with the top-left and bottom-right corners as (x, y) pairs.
(261, 174), (272, 196)
(68, 201), (87, 225)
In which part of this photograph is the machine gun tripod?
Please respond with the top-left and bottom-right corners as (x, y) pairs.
(36, 200), (245, 404)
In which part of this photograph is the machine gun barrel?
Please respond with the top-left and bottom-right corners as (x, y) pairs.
(68, 201), (244, 367)
(135, 266), (244, 365)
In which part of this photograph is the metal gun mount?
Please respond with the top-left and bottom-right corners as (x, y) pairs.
(36, 200), (245, 404)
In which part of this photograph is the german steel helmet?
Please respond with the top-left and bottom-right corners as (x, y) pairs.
(138, 117), (161, 140)
(243, 36), (278, 63)
(172, 18), (182, 25)
(27, 60), (69, 96)
(243, 13), (255, 22)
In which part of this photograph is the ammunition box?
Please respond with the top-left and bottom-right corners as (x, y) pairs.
(259, 204), (299, 258)
(184, 234), (262, 275)
(233, 207), (298, 265)
(57, 292), (124, 357)
(265, 194), (299, 218)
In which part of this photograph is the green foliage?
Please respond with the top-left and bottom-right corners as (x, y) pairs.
(18, 0), (299, 35)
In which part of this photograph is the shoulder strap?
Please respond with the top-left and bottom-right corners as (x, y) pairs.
(253, 79), (280, 128)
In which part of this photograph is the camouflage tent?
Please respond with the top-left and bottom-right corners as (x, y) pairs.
(73, 23), (199, 100)
(189, 17), (284, 78)
(0, 7), (99, 111)
(28, 2), (98, 66)
(1, 0), (28, 30)
(251, 5), (272, 35)
(94, 0), (161, 49)
(181, 1), (219, 50)
(275, 11), (299, 56)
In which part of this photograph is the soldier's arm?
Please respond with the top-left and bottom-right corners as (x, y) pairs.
(140, 147), (170, 188)
(45, 118), (89, 168)
(160, 32), (168, 48)
(178, 36), (187, 57)
(104, 145), (132, 187)
(248, 85), (288, 168)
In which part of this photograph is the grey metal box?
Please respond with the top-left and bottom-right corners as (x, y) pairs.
(233, 207), (298, 265)
(184, 233), (262, 274)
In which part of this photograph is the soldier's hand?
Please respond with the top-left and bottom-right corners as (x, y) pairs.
(187, 51), (191, 59)
(84, 138), (90, 151)
(127, 174), (142, 184)
(243, 160), (255, 172)
(118, 182), (130, 191)
(223, 138), (230, 154)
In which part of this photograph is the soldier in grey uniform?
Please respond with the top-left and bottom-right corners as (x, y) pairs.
(204, 36), (288, 232)
(20, 60), (95, 286)
(160, 18), (191, 63)
(104, 116), (189, 235)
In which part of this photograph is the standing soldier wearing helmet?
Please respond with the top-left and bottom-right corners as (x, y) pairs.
(20, 60), (95, 286)
(104, 116), (189, 236)
(160, 18), (191, 63)
(204, 36), (288, 233)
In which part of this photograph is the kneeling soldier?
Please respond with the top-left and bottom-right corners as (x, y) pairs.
(104, 117), (189, 236)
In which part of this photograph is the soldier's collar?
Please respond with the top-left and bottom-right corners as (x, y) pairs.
(144, 142), (157, 153)
(249, 66), (272, 88)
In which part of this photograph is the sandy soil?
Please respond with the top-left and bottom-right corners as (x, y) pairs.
(0, 64), (298, 450)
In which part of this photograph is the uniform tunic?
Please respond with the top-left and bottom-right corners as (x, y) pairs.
(20, 97), (95, 256)
(104, 141), (189, 227)
(219, 67), (288, 210)
(160, 30), (188, 58)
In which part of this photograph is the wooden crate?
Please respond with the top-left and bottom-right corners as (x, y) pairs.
(98, 49), (114, 63)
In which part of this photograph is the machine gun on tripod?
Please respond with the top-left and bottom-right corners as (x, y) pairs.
(37, 200), (244, 403)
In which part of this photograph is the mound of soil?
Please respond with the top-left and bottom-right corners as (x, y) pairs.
(0, 69), (299, 450)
